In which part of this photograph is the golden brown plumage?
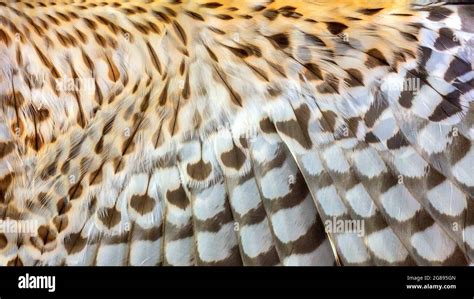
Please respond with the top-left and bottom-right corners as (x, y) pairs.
(0, 0), (473, 266)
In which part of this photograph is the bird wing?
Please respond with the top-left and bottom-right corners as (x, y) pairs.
(0, 0), (472, 266)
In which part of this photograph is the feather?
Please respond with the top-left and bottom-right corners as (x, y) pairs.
(0, 0), (472, 266)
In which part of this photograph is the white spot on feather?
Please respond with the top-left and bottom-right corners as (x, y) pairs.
(427, 181), (467, 217)
(381, 185), (420, 221)
(193, 183), (226, 220)
(353, 147), (386, 178)
(393, 147), (428, 178)
(196, 223), (237, 262)
(271, 196), (316, 243)
(230, 179), (260, 216)
(411, 225), (457, 262)
(317, 185), (347, 217)
(452, 148), (474, 187)
(418, 123), (452, 155)
(346, 184), (376, 218)
(323, 145), (350, 173)
(240, 221), (273, 258)
(337, 233), (370, 264)
(367, 228), (408, 263)
(165, 237), (194, 266)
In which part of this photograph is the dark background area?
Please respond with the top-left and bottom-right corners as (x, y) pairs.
(0, 267), (472, 298)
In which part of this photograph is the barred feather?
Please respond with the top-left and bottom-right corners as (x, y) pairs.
(0, 0), (472, 266)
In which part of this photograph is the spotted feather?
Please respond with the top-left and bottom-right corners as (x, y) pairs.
(0, 0), (472, 266)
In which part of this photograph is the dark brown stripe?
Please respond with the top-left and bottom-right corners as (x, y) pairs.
(449, 134), (471, 165)
(386, 131), (410, 150)
(34, 45), (60, 78)
(427, 6), (452, 21)
(214, 67), (243, 107)
(444, 57), (471, 82)
(429, 90), (462, 122)
(187, 159), (212, 181)
(304, 32), (326, 46)
(263, 9), (279, 21)
(146, 41), (163, 75)
(133, 224), (163, 242)
(0, 28), (11, 46)
(215, 14), (233, 20)
(221, 144), (246, 170)
(205, 45), (219, 62)
(130, 194), (156, 215)
(223, 44), (249, 58)
(245, 63), (269, 82)
(344, 68), (364, 87)
(152, 10), (171, 23)
(325, 22), (348, 35)
(104, 54), (119, 82)
(64, 232), (87, 254)
(172, 20), (187, 45)
(158, 79), (170, 106)
(358, 8), (384, 15)
(184, 10), (205, 21)
(167, 185), (189, 209)
(276, 116), (312, 150)
(201, 2), (223, 9)
(0, 142), (14, 159)
(434, 28), (460, 51)
(365, 48), (390, 68)
(303, 63), (323, 81)
(364, 97), (388, 128)
(98, 207), (122, 229)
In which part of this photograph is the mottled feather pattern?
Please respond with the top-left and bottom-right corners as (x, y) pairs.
(0, 0), (472, 266)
